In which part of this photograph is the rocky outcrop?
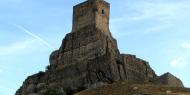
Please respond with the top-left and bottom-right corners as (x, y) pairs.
(15, 0), (184, 95)
(118, 54), (156, 82)
(16, 26), (158, 95)
(158, 72), (184, 87)
(15, 25), (184, 95)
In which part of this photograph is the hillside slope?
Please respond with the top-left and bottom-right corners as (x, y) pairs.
(76, 81), (190, 95)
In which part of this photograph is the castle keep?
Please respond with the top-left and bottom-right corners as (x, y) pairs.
(16, 0), (184, 95)
(50, 0), (116, 66)
(72, 0), (110, 36)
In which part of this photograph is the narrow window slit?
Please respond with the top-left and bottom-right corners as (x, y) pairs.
(102, 9), (105, 14)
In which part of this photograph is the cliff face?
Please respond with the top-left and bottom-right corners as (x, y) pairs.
(15, 0), (184, 95)
(16, 25), (160, 95)
(15, 25), (184, 95)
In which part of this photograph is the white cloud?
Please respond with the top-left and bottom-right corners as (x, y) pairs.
(110, 0), (190, 35)
(125, 1), (190, 21)
(0, 24), (54, 56)
(14, 24), (53, 49)
(170, 57), (187, 68)
(0, 39), (36, 56)
(181, 42), (190, 49)
(145, 24), (172, 33)
(114, 1), (190, 23)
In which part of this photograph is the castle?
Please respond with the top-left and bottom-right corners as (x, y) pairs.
(16, 0), (184, 95)
(72, 0), (110, 35)
(49, 0), (115, 66)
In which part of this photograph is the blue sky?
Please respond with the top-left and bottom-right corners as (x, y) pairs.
(0, 0), (190, 95)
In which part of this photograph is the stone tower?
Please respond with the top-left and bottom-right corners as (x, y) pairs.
(15, 0), (184, 95)
(72, 0), (111, 36)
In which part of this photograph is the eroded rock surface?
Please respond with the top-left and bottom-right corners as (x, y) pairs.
(16, 26), (160, 95)
(158, 72), (184, 87)
(15, 0), (184, 95)
(15, 26), (184, 95)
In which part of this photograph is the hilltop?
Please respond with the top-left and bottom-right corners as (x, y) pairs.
(16, 0), (187, 95)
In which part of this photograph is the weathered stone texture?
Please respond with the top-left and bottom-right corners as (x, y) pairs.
(118, 54), (157, 82)
(15, 0), (184, 95)
(72, 0), (111, 37)
(157, 72), (184, 87)
(16, 26), (160, 95)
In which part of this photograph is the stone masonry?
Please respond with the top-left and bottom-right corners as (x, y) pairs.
(15, 0), (184, 95)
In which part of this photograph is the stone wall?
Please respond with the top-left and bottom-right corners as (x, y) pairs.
(72, 1), (95, 33)
(50, 25), (119, 66)
(16, 0), (184, 95)
(72, 0), (110, 37)
(95, 0), (110, 35)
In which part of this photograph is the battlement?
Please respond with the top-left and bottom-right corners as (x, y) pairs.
(72, 0), (110, 36)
